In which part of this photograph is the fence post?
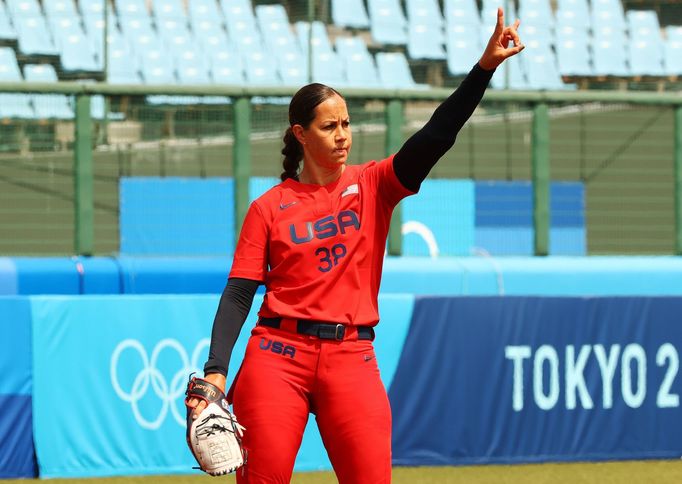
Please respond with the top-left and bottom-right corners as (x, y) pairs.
(233, 97), (251, 240)
(74, 94), (94, 255)
(386, 98), (403, 256)
(532, 103), (550, 256)
(674, 106), (682, 255)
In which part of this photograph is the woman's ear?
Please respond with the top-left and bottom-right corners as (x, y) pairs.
(292, 124), (306, 146)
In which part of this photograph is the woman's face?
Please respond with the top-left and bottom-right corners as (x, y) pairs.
(296, 94), (352, 169)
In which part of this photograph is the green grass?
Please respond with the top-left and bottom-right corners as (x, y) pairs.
(3, 461), (682, 484)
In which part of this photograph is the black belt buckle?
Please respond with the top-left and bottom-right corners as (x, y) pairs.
(334, 324), (345, 340)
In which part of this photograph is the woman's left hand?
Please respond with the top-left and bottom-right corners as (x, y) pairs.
(479, 7), (525, 71)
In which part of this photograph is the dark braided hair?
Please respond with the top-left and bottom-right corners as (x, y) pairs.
(281, 83), (342, 181)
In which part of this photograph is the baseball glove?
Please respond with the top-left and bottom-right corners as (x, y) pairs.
(184, 375), (246, 476)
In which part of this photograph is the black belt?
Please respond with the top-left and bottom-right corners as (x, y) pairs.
(258, 317), (375, 341)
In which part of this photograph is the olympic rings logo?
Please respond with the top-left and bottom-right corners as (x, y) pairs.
(110, 338), (210, 430)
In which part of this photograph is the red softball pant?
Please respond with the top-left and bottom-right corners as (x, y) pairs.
(230, 323), (392, 483)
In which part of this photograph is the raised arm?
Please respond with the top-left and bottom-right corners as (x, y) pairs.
(393, 8), (524, 192)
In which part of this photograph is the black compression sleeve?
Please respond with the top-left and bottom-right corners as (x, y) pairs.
(203, 277), (260, 376)
(393, 63), (495, 192)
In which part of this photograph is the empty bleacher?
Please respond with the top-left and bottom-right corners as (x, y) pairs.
(0, 0), (679, 116)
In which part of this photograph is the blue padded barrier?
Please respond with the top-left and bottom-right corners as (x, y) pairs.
(13, 257), (81, 295)
(0, 297), (37, 478)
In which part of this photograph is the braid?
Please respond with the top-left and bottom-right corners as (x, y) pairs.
(280, 127), (302, 181)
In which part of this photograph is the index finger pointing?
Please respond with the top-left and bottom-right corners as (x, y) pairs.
(495, 7), (505, 33)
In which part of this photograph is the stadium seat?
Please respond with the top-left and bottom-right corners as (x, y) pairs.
(375, 52), (422, 88)
(0, 47), (34, 118)
(368, 0), (408, 45)
(116, 0), (149, 19)
(43, 0), (78, 18)
(157, 18), (193, 45)
(590, 0), (626, 30)
(222, 0), (257, 41)
(592, 38), (630, 76)
(296, 21), (333, 55)
(278, 50), (308, 86)
(210, 48), (245, 85)
(49, 16), (99, 72)
(6, 0), (41, 17)
(79, 0), (104, 17)
(152, 0), (187, 20)
(106, 33), (142, 83)
(176, 49), (211, 84)
(628, 38), (664, 76)
(331, 0), (370, 29)
(0, 1), (18, 42)
(555, 30), (592, 76)
(23, 64), (74, 119)
(310, 50), (346, 87)
(256, 4), (299, 57)
(15, 16), (60, 56)
(518, 0), (553, 27)
(490, 54), (527, 89)
(446, 24), (481, 75)
(188, 0), (223, 22)
(522, 42), (568, 89)
(664, 36), (682, 76)
(521, 24), (553, 44)
(443, 0), (480, 27)
(335, 36), (381, 87)
(555, 8), (590, 29)
(666, 26), (682, 41)
(243, 50), (281, 85)
(626, 10), (661, 33)
(406, 0), (444, 31)
(407, 22), (446, 60)
(193, 20), (230, 63)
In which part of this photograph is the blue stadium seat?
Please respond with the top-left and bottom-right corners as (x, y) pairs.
(518, 0), (553, 27)
(521, 24), (553, 44)
(83, 14), (120, 69)
(490, 54), (527, 89)
(331, 0), (370, 29)
(152, 0), (187, 20)
(116, 0), (149, 19)
(296, 21), (333, 55)
(555, 29), (592, 76)
(406, 0), (444, 31)
(592, 37), (630, 76)
(443, 0), (479, 27)
(408, 23), (446, 60)
(79, 0), (104, 18)
(555, 8), (590, 29)
(556, 0), (589, 15)
(277, 50), (308, 86)
(176, 49), (211, 84)
(43, 0), (78, 18)
(522, 42), (569, 89)
(0, 47), (34, 118)
(243, 50), (281, 85)
(188, 0), (223, 22)
(664, 36), (682, 76)
(627, 10), (661, 33)
(49, 16), (99, 72)
(0, 1), (18, 41)
(368, 0), (408, 45)
(23, 64), (74, 119)
(335, 36), (381, 87)
(666, 26), (682, 41)
(156, 18), (193, 45)
(376, 52), (423, 88)
(446, 24), (481, 75)
(221, 0), (257, 40)
(210, 48), (245, 85)
(629, 39), (664, 76)
(256, 4), (299, 57)
(15, 16), (60, 56)
(311, 50), (346, 87)
(6, 0), (41, 18)
(590, 0), (626, 30)
(193, 20), (230, 63)
(106, 33), (142, 83)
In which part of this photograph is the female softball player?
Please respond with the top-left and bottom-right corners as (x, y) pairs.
(188, 8), (523, 483)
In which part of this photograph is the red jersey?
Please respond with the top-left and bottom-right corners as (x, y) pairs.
(228, 155), (415, 326)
